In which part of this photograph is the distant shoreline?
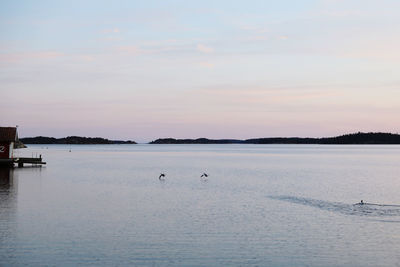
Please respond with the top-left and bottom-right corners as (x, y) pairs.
(150, 132), (400, 144)
(20, 132), (400, 145)
(19, 136), (136, 145)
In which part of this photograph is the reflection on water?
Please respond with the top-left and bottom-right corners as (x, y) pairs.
(0, 168), (17, 263)
(0, 168), (13, 190)
(0, 168), (17, 205)
(270, 195), (400, 219)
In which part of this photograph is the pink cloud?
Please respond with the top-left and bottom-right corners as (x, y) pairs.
(102, 28), (120, 34)
(117, 45), (142, 54)
(0, 51), (64, 63)
(199, 62), (214, 68)
(196, 44), (214, 53)
(80, 55), (95, 61)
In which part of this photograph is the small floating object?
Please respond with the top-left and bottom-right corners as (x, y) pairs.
(159, 173), (166, 180)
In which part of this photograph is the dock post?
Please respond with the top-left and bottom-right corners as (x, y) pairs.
(18, 162), (23, 168)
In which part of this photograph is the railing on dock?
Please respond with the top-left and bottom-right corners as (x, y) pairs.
(0, 157), (46, 168)
(15, 157), (46, 167)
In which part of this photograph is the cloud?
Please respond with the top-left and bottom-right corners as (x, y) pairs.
(0, 51), (64, 63)
(102, 28), (120, 34)
(196, 44), (214, 53)
(116, 44), (177, 55)
(100, 36), (123, 42)
(117, 45), (142, 54)
(199, 62), (214, 68)
(246, 35), (268, 41)
(80, 55), (95, 61)
(239, 26), (269, 34)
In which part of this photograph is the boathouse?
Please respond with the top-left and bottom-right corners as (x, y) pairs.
(0, 127), (18, 160)
(0, 127), (45, 167)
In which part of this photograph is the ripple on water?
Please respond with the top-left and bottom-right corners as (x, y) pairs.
(269, 195), (400, 221)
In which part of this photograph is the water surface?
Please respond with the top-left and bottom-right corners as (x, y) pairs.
(1, 144), (400, 266)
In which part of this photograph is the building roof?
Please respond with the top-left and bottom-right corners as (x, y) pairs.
(0, 127), (18, 142)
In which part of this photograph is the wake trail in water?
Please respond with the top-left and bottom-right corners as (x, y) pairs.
(357, 202), (400, 207)
(269, 195), (400, 220)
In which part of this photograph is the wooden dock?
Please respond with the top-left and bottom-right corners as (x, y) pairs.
(0, 157), (46, 167)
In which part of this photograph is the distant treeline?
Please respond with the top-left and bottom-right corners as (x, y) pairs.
(150, 132), (400, 144)
(20, 136), (137, 144)
(150, 138), (243, 144)
(20, 132), (400, 145)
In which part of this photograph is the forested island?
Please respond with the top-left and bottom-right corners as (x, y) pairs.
(20, 136), (136, 144)
(150, 132), (400, 144)
(20, 132), (400, 145)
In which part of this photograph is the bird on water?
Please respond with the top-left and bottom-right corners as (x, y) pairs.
(159, 173), (166, 180)
(200, 173), (209, 178)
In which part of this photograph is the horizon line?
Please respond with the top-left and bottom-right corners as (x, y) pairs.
(19, 131), (400, 143)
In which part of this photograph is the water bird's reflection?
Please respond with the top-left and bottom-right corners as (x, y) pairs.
(269, 195), (400, 219)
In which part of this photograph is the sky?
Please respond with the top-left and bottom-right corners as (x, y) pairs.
(1, 0), (400, 142)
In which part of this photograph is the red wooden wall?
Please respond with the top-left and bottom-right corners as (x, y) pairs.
(0, 142), (10, 159)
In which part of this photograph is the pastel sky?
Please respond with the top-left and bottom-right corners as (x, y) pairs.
(1, 0), (400, 142)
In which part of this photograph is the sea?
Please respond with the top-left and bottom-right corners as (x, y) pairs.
(1, 144), (400, 266)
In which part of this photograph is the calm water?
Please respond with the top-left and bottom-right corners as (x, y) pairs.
(1, 144), (400, 266)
